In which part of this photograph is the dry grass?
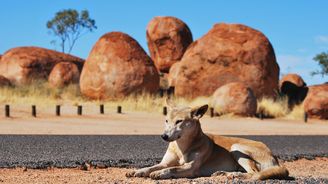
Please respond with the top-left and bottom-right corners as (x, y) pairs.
(0, 81), (210, 113)
(257, 96), (305, 120)
(0, 81), (83, 108)
(286, 103), (305, 120)
(0, 82), (304, 119)
(257, 97), (290, 118)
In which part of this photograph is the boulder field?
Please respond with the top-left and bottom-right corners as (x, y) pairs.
(303, 84), (328, 120)
(0, 47), (84, 85)
(0, 75), (11, 87)
(210, 82), (257, 116)
(48, 62), (80, 88)
(169, 23), (279, 99)
(279, 73), (308, 107)
(146, 16), (193, 73)
(80, 32), (159, 99)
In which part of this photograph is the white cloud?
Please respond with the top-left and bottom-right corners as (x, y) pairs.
(315, 35), (328, 44)
(276, 54), (328, 85)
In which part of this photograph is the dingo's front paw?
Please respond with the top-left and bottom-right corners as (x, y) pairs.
(149, 170), (170, 180)
(126, 168), (150, 178)
(125, 170), (136, 177)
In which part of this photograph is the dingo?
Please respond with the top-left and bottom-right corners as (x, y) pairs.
(126, 100), (289, 180)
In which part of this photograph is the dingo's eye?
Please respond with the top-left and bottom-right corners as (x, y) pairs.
(175, 120), (183, 125)
(165, 120), (168, 123)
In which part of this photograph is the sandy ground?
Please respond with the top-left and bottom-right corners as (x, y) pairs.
(0, 158), (327, 184)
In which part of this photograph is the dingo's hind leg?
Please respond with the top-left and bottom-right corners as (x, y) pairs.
(230, 144), (259, 174)
(230, 144), (289, 180)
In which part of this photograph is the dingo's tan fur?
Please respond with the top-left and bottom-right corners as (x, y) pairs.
(126, 100), (289, 180)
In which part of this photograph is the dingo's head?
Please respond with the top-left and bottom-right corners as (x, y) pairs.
(161, 99), (208, 142)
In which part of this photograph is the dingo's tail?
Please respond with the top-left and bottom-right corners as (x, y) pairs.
(252, 166), (289, 180)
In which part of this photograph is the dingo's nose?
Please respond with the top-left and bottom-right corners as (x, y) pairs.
(161, 134), (169, 141)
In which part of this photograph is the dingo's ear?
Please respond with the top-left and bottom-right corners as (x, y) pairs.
(165, 98), (176, 109)
(191, 104), (208, 119)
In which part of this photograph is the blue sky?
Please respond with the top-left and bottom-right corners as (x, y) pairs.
(1, 0), (327, 85)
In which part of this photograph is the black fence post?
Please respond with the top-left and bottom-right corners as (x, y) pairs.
(32, 105), (36, 117)
(163, 106), (167, 116)
(100, 104), (104, 114)
(304, 112), (308, 123)
(77, 105), (82, 116)
(117, 106), (122, 114)
(159, 89), (164, 97)
(5, 104), (10, 117)
(56, 105), (61, 116)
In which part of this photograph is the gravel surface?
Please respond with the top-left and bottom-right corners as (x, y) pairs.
(1, 158), (328, 184)
(0, 135), (328, 169)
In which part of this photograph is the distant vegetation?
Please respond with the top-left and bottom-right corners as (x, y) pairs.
(47, 9), (97, 53)
(312, 51), (328, 77)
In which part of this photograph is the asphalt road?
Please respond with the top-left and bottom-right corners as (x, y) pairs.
(0, 135), (327, 169)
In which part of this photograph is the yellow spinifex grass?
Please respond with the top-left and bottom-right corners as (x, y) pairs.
(257, 96), (305, 120)
(257, 96), (290, 118)
(0, 81), (83, 108)
(285, 103), (305, 120)
(0, 81), (210, 113)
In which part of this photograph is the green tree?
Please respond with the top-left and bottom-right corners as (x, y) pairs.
(311, 51), (328, 77)
(47, 9), (97, 53)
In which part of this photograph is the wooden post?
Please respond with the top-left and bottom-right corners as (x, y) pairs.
(258, 108), (264, 120)
(100, 104), (104, 114)
(32, 105), (36, 117)
(259, 112), (264, 120)
(117, 106), (122, 114)
(5, 104), (10, 117)
(163, 106), (167, 116)
(159, 89), (164, 97)
(210, 107), (214, 118)
(77, 105), (82, 116)
(304, 112), (308, 123)
(56, 105), (61, 116)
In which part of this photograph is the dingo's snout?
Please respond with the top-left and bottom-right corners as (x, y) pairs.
(161, 134), (169, 141)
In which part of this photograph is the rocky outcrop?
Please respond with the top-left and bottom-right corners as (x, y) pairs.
(210, 82), (257, 116)
(303, 84), (328, 120)
(80, 32), (160, 99)
(0, 47), (84, 85)
(48, 62), (80, 88)
(146, 16), (193, 73)
(279, 73), (308, 107)
(167, 62), (181, 88)
(0, 75), (11, 87)
(169, 23), (279, 99)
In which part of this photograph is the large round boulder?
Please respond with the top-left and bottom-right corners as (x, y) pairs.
(170, 23), (279, 98)
(0, 75), (11, 87)
(48, 62), (80, 88)
(0, 47), (84, 85)
(168, 62), (181, 88)
(146, 16), (193, 73)
(303, 84), (328, 120)
(80, 32), (160, 99)
(210, 82), (257, 116)
(279, 73), (308, 107)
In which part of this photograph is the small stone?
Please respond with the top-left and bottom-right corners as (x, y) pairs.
(82, 162), (91, 171)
